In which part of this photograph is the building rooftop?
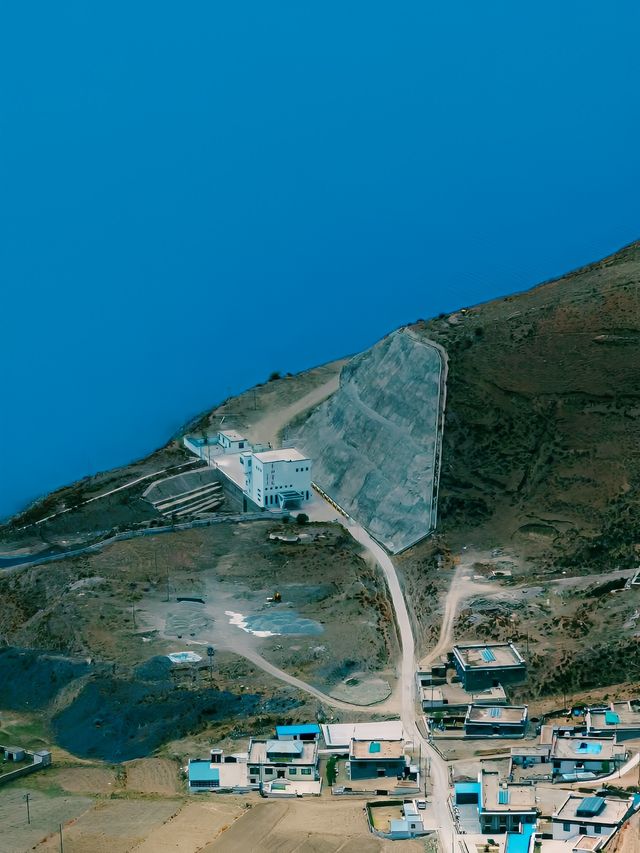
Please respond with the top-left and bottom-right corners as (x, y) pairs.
(454, 642), (525, 669)
(466, 705), (528, 724)
(275, 724), (320, 737)
(213, 452), (246, 489)
(554, 795), (631, 826)
(321, 720), (404, 748)
(572, 836), (605, 851)
(480, 772), (537, 813)
(423, 682), (507, 707)
(253, 448), (309, 464)
(551, 735), (624, 761)
(349, 739), (405, 760)
(587, 701), (640, 730)
(188, 760), (220, 783)
(247, 738), (317, 765)
(511, 745), (551, 757)
(219, 430), (247, 442)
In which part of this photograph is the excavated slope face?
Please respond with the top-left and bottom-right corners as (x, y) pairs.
(294, 329), (444, 553)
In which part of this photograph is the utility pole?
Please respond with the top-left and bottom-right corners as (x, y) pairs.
(59, 823), (64, 852)
(207, 646), (215, 684)
(23, 793), (31, 824)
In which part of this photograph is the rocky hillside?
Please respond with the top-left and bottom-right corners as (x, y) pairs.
(293, 329), (445, 552)
(416, 240), (640, 569)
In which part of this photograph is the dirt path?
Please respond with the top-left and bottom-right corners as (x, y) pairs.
(419, 557), (497, 669)
(235, 642), (397, 713)
(244, 373), (341, 448)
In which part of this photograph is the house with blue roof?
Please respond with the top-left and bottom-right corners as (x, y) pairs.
(552, 794), (634, 840)
(275, 723), (320, 742)
(187, 750), (251, 793)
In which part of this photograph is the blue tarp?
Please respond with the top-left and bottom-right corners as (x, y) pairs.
(275, 724), (320, 737)
(505, 824), (535, 853)
(188, 761), (220, 782)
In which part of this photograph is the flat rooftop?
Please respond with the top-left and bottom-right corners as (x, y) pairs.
(423, 683), (507, 706)
(248, 739), (317, 765)
(188, 759), (248, 787)
(454, 643), (525, 669)
(554, 795), (631, 826)
(219, 430), (246, 442)
(552, 736), (623, 761)
(588, 702), (640, 729)
(573, 836), (605, 851)
(213, 453), (246, 489)
(467, 705), (528, 724)
(321, 720), (404, 748)
(481, 773), (536, 812)
(350, 739), (405, 760)
(253, 448), (310, 464)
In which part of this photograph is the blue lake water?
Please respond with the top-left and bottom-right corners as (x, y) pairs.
(1, 2), (639, 519)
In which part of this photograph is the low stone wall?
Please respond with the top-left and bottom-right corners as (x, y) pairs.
(0, 745), (51, 787)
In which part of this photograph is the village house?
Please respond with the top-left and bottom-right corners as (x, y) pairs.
(348, 739), (407, 781)
(464, 704), (528, 738)
(586, 701), (640, 742)
(477, 771), (538, 833)
(452, 642), (527, 691)
(551, 795), (634, 841)
(247, 738), (319, 786)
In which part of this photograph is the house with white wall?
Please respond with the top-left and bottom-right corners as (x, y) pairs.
(246, 738), (319, 787)
(243, 448), (312, 509)
(552, 795), (633, 841)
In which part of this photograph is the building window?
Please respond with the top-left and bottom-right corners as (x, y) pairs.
(563, 823), (571, 832)
(289, 768), (297, 774)
(249, 767), (259, 774)
(301, 768), (311, 775)
(264, 767), (273, 775)
(579, 826), (588, 835)
(594, 826), (601, 834)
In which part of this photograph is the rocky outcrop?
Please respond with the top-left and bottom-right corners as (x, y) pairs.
(293, 329), (445, 553)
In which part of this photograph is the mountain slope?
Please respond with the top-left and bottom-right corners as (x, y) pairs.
(416, 240), (640, 567)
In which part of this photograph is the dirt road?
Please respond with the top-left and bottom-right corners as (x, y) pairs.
(245, 372), (343, 448)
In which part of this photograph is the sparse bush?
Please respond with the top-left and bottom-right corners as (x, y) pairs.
(268, 371), (281, 382)
(296, 513), (309, 525)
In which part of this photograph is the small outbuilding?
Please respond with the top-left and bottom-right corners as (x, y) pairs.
(3, 747), (25, 762)
(275, 723), (320, 742)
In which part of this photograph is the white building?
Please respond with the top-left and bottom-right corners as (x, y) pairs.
(243, 448), (312, 509)
(247, 738), (319, 786)
(552, 795), (633, 841)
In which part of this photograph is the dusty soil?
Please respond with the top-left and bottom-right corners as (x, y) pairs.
(33, 799), (183, 853)
(202, 797), (423, 853)
(417, 240), (640, 572)
(48, 765), (118, 794)
(122, 757), (181, 795)
(0, 786), (94, 853)
(447, 547), (640, 699)
(0, 518), (396, 760)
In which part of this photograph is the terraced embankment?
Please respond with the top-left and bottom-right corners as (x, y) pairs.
(293, 328), (446, 553)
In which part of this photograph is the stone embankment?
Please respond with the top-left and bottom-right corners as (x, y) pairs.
(294, 328), (446, 553)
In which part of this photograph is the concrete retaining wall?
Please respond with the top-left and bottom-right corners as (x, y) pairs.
(294, 329), (445, 553)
